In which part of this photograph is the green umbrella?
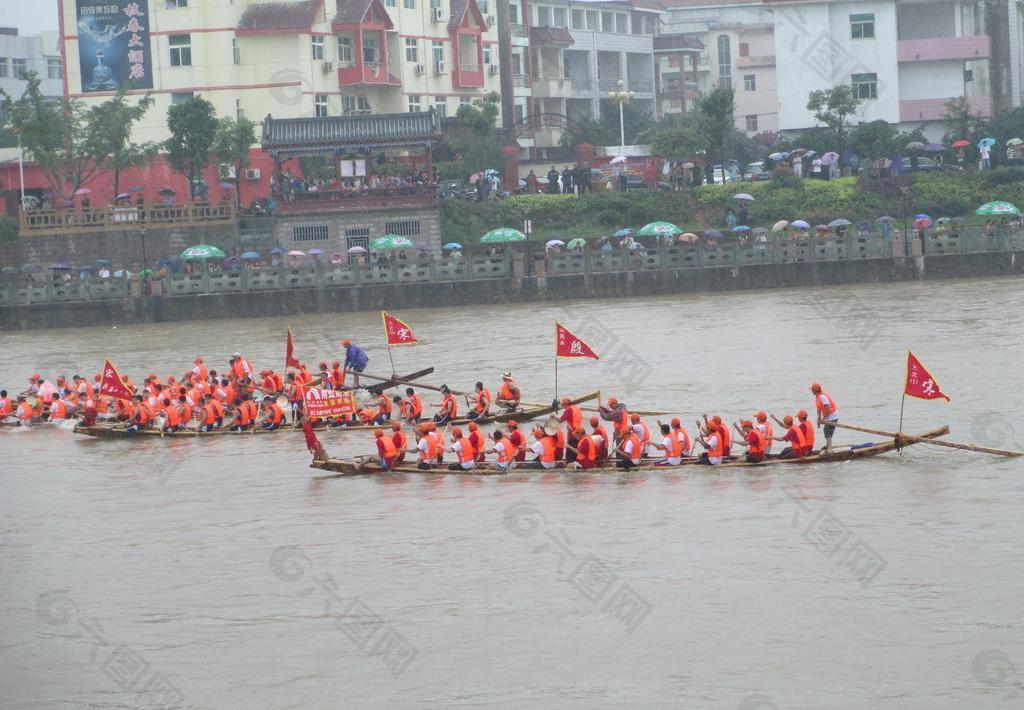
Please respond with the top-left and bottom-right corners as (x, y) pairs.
(481, 228), (526, 243)
(567, 238), (587, 249)
(975, 201), (1020, 216)
(369, 234), (415, 250)
(180, 244), (226, 260)
(637, 221), (682, 237)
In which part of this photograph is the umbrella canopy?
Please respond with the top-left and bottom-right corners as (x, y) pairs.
(1007, 138), (1024, 146)
(951, 140), (970, 148)
(545, 239), (566, 249)
(270, 247), (287, 255)
(820, 152), (840, 165)
(637, 221), (682, 237)
(115, 192), (132, 200)
(914, 213), (931, 221)
(791, 220), (811, 229)
(159, 187), (176, 196)
(1, 266), (18, 274)
(567, 238), (586, 249)
(347, 246), (367, 254)
(180, 244), (226, 260)
(481, 228), (527, 243)
(370, 235), (415, 250)
(73, 188), (92, 196)
(443, 242), (463, 250)
(77, 265), (98, 273)
(703, 229), (723, 238)
(935, 217), (953, 225)
(678, 232), (699, 244)
(610, 155), (627, 164)
(613, 228), (634, 238)
(732, 225), (751, 233)
(126, 185), (145, 193)
(975, 201), (1020, 216)
(828, 218), (852, 228)
(95, 259), (112, 266)
(771, 220), (789, 232)
(307, 248), (325, 256)
(978, 137), (997, 149)
(224, 256), (242, 267)
(913, 217), (933, 229)
(768, 152), (789, 161)
(752, 227), (769, 235)
(49, 263), (72, 270)
(240, 251), (261, 260)
(815, 224), (829, 232)
(733, 193), (755, 201)
(219, 182), (235, 190)
(905, 141), (925, 150)
(875, 216), (895, 223)
(924, 143), (944, 152)
(286, 250), (307, 257)
(22, 264), (43, 273)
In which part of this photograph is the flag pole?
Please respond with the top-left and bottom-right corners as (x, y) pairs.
(554, 355), (559, 400)
(387, 344), (396, 376)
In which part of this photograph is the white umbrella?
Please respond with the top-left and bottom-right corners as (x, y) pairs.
(546, 239), (566, 248)
(287, 250), (306, 256)
(610, 155), (627, 164)
(347, 246), (367, 254)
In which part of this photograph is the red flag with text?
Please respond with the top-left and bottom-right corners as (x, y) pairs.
(382, 311), (417, 346)
(285, 328), (301, 369)
(303, 387), (357, 418)
(99, 359), (134, 400)
(904, 351), (950, 401)
(556, 323), (600, 359)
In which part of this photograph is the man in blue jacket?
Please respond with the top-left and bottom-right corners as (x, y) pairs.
(342, 338), (368, 386)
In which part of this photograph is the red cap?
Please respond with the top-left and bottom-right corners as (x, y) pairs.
(608, 397), (618, 405)
(341, 339), (352, 346)
(671, 417), (681, 426)
(29, 374), (40, 380)
(797, 409), (808, 419)
(332, 360), (340, 368)
(468, 422), (478, 431)
(589, 415), (599, 426)
(741, 419), (754, 428)
(630, 413), (641, 422)
(755, 411), (767, 421)
(783, 415), (794, 425)
(451, 427), (463, 437)
(194, 357), (203, 363)
(507, 420), (518, 429)
(711, 415), (722, 425)
(811, 383), (821, 392)
(319, 361), (327, 368)
(560, 397), (571, 405)
(391, 422), (401, 430)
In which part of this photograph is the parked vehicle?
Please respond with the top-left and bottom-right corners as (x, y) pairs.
(743, 161), (771, 181)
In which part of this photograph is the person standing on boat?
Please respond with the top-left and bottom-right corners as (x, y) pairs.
(558, 397), (583, 461)
(811, 383), (839, 452)
(653, 424), (683, 466)
(447, 428), (477, 471)
(468, 382), (492, 421)
(434, 385), (458, 424)
(341, 339), (368, 386)
(231, 352), (254, 381)
(600, 397), (630, 450)
(696, 422), (724, 465)
(772, 415), (807, 459)
(496, 372), (520, 411)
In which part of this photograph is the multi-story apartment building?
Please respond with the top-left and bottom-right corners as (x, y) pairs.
(502, 0), (662, 159)
(58, 0), (501, 144)
(0, 27), (64, 100)
(770, 0), (993, 139)
(658, 0), (778, 137)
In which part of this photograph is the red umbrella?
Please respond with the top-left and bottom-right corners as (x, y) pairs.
(951, 140), (970, 148)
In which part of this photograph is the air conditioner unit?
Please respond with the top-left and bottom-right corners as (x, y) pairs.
(432, 8), (446, 22)
(486, 14), (495, 26)
(488, 64), (498, 75)
(434, 60), (447, 75)
(415, 63), (425, 75)
(244, 168), (261, 180)
(321, 61), (334, 73)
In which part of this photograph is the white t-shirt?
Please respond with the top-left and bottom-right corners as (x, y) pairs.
(819, 394), (839, 422)
(450, 440), (475, 469)
(530, 440), (555, 469)
(623, 437), (642, 464)
(705, 434), (723, 465)
(494, 440), (517, 470)
(417, 438), (430, 459)
(660, 435), (681, 465)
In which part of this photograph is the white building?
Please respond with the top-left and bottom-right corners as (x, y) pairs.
(0, 28), (64, 100)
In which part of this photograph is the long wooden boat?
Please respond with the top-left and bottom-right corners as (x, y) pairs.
(310, 426), (950, 478)
(73, 390), (600, 440)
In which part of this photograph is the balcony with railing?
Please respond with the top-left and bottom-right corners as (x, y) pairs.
(897, 35), (990, 62)
(510, 23), (528, 38)
(454, 62), (484, 87)
(532, 75), (573, 98)
(513, 74), (530, 88)
(900, 94), (992, 121)
(338, 61), (401, 86)
(19, 202), (236, 237)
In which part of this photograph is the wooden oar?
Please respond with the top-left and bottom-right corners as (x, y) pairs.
(832, 422), (1023, 457)
(521, 401), (670, 416)
(391, 377), (468, 396)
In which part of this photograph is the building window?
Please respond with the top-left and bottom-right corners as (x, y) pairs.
(553, 8), (567, 28)
(601, 11), (613, 31)
(509, 4), (519, 23)
(743, 74), (755, 91)
(483, 45), (491, 65)
(586, 10), (598, 30)
(171, 91), (194, 105)
(851, 72), (878, 99)
(385, 220), (421, 236)
(432, 40), (444, 65)
(434, 96), (447, 117)
(169, 0), (188, 7)
(460, 96), (471, 105)
(851, 13), (875, 39)
(615, 13), (627, 33)
(403, 0), (415, 8)
(0, 58), (7, 78)
(293, 225), (330, 242)
(169, 35), (192, 66)
(12, 58), (27, 78)
(408, 94), (422, 112)
(717, 35), (731, 89)
(384, 0), (395, 5)
(232, 38), (240, 65)
(47, 57), (62, 79)
(312, 35), (325, 60)
(342, 95), (371, 114)
(345, 229), (370, 251)
(314, 94), (328, 116)
(337, 36), (353, 63)
(236, 99), (244, 120)
(404, 39), (418, 63)
(572, 10), (583, 29)
(739, 43), (749, 57)
(745, 115), (758, 132)
(537, 7), (551, 27)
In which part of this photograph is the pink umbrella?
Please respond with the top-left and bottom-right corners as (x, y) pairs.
(73, 188), (92, 196)
(820, 152), (840, 165)
(913, 217), (933, 229)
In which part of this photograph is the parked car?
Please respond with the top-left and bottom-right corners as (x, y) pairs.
(743, 161), (771, 181)
(906, 156), (959, 173)
(591, 168), (649, 190)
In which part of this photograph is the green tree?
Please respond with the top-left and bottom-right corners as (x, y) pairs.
(699, 86), (736, 179)
(213, 116), (257, 207)
(455, 91), (501, 136)
(849, 119), (898, 161)
(641, 117), (704, 161)
(806, 85), (861, 169)
(942, 96), (988, 144)
(85, 88), (156, 197)
(165, 96), (219, 200)
(1, 74), (106, 200)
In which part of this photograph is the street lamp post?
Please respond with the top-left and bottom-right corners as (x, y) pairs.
(608, 80), (634, 154)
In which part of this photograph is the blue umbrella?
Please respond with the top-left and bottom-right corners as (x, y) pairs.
(240, 251), (261, 260)
(78, 265), (98, 273)
(443, 242), (462, 250)
(769, 152), (789, 161)
(126, 185), (145, 193)
(829, 218), (852, 228)
(704, 229), (723, 238)
(49, 263), (72, 270)
(732, 225), (751, 233)
(270, 247), (287, 255)
(876, 216), (895, 223)
(791, 220), (811, 229)
(978, 138), (996, 149)
(914, 213), (931, 221)
(613, 228), (634, 238)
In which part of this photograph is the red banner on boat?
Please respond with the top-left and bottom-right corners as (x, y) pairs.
(303, 387), (356, 418)
(382, 311), (417, 346)
(556, 323), (600, 359)
(285, 327), (300, 369)
(99, 359), (133, 400)
(904, 351), (950, 401)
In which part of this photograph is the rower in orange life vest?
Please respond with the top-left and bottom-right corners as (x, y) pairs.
(558, 397), (583, 461)
(191, 357), (209, 382)
(571, 427), (601, 470)
(402, 387), (423, 423)
(796, 410), (815, 456)
(670, 417), (692, 458)
(732, 419), (767, 463)
(285, 372), (303, 423)
(47, 393), (69, 422)
(330, 361), (345, 390)
(506, 420), (527, 462)
(484, 430), (520, 472)
(390, 422), (409, 464)
(414, 422), (439, 470)
(467, 421), (486, 462)
(616, 422), (645, 469)
(231, 352), (253, 381)
(127, 395), (154, 432)
(697, 421), (724, 465)
(374, 428), (400, 471)
(259, 395), (286, 430)
(373, 391), (392, 424)
(589, 416), (610, 463)
(0, 390), (13, 419)
(599, 397), (630, 452)
(434, 385), (458, 424)
(811, 383), (840, 452)
(754, 411), (774, 454)
(447, 427), (477, 471)
(230, 395), (258, 431)
(707, 415), (731, 456)
(771, 414), (807, 459)
(495, 371), (520, 411)
(197, 395), (218, 432)
(526, 425), (558, 469)
(653, 424), (684, 465)
(160, 397), (182, 432)
(468, 381), (491, 421)
(14, 395), (35, 425)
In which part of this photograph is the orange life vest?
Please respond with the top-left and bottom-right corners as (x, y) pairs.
(165, 405), (181, 428)
(48, 400), (68, 420)
(200, 403), (217, 426)
(496, 439), (516, 463)
(563, 404), (582, 430)
(474, 389), (491, 413)
(786, 424), (807, 452)
(705, 433), (723, 458)
(392, 429), (408, 452)
(468, 430), (485, 460)
(378, 434), (398, 461)
(455, 436), (476, 464)
(593, 425), (610, 459)
(663, 433), (682, 458)
(267, 402), (285, 424)
(499, 381), (518, 401)
(672, 425), (691, 454)
(377, 394), (391, 415)
(441, 393), (458, 418)
(420, 432), (440, 462)
(577, 435), (597, 463)
(406, 394), (423, 418)
(0, 397), (11, 416)
(194, 364), (209, 381)
(814, 390), (839, 417)
(747, 429), (767, 457)
(538, 436), (556, 463)
(798, 420), (815, 452)
(624, 432), (643, 462)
